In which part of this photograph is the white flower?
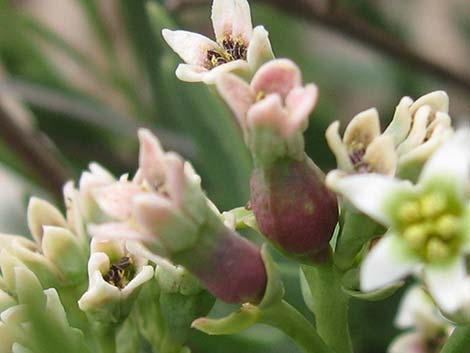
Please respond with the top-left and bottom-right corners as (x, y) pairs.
(388, 286), (452, 353)
(162, 0), (273, 84)
(327, 128), (470, 316)
(78, 238), (153, 323)
(326, 108), (397, 175)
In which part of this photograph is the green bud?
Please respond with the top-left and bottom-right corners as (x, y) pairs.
(426, 238), (450, 262)
(397, 200), (421, 223)
(435, 214), (460, 240)
(420, 193), (446, 218)
(403, 224), (429, 249)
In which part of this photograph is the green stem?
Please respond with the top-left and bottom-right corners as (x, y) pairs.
(302, 260), (353, 353)
(96, 326), (116, 353)
(259, 300), (332, 353)
(440, 325), (470, 353)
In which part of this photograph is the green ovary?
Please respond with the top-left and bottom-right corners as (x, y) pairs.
(396, 191), (464, 263)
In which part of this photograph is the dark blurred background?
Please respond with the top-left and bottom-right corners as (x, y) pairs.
(0, 0), (468, 352)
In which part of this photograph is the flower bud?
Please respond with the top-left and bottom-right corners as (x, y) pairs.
(250, 156), (338, 263)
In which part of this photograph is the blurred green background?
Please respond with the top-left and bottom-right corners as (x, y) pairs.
(0, 0), (468, 352)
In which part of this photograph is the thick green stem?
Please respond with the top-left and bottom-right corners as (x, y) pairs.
(260, 300), (333, 353)
(440, 325), (470, 353)
(96, 327), (116, 353)
(302, 260), (353, 353)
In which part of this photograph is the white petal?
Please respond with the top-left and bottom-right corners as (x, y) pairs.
(364, 134), (397, 175)
(246, 26), (274, 72)
(202, 59), (251, 85)
(212, 0), (252, 42)
(410, 91), (449, 115)
(419, 128), (470, 196)
(424, 258), (467, 314)
(326, 172), (413, 225)
(384, 96), (413, 146)
(361, 233), (418, 292)
(325, 121), (354, 172)
(388, 332), (426, 353)
(161, 29), (218, 67)
(396, 106), (430, 155)
(121, 265), (154, 298)
(93, 181), (142, 221)
(215, 72), (254, 128)
(395, 285), (442, 332)
(343, 108), (381, 147)
(88, 222), (147, 242)
(175, 64), (209, 83)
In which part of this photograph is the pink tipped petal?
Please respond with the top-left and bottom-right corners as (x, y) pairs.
(247, 26), (274, 71)
(326, 172), (414, 225)
(251, 59), (302, 100)
(343, 108), (381, 147)
(88, 222), (147, 242)
(246, 94), (287, 131)
(132, 194), (174, 231)
(161, 29), (218, 66)
(212, 0), (252, 41)
(93, 182), (142, 221)
(424, 258), (467, 314)
(163, 153), (186, 207)
(361, 233), (419, 292)
(138, 128), (167, 187)
(284, 84), (318, 135)
(175, 64), (209, 83)
(216, 73), (254, 128)
(419, 128), (470, 196)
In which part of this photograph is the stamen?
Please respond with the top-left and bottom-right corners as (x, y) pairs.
(103, 256), (135, 289)
(206, 36), (248, 69)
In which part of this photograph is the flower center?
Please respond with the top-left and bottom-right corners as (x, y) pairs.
(348, 142), (371, 173)
(103, 256), (135, 289)
(206, 35), (247, 69)
(397, 192), (463, 263)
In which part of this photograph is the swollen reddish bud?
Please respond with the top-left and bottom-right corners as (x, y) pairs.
(250, 156), (338, 263)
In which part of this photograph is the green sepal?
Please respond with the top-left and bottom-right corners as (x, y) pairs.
(225, 207), (259, 231)
(334, 204), (383, 271)
(341, 268), (404, 301)
(41, 226), (87, 285)
(258, 244), (284, 308)
(191, 304), (260, 335)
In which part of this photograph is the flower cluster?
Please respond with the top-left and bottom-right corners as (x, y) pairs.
(0, 0), (468, 353)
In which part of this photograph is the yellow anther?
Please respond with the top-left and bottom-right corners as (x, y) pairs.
(426, 238), (450, 262)
(420, 193), (447, 218)
(398, 201), (421, 223)
(403, 224), (428, 249)
(435, 214), (460, 240)
(256, 91), (266, 102)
